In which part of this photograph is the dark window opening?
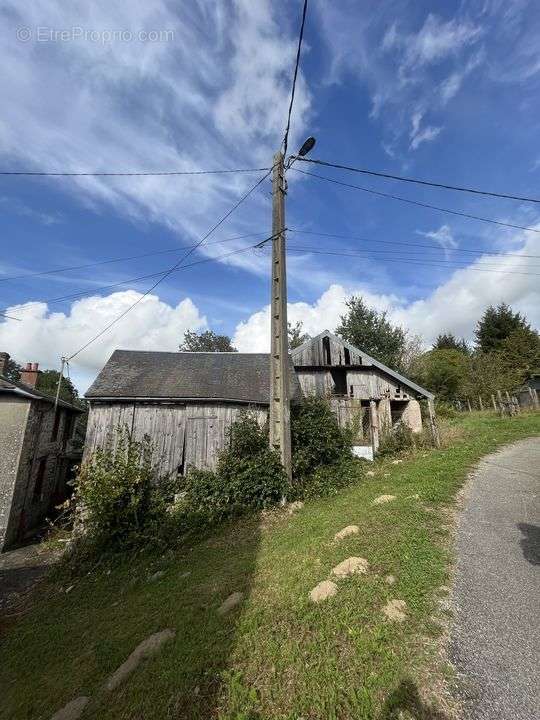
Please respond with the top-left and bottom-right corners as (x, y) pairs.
(177, 432), (187, 476)
(322, 336), (331, 365)
(395, 385), (402, 397)
(338, 351), (342, 365)
(33, 457), (47, 502)
(344, 347), (351, 365)
(350, 385), (354, 397)
(330, 368), (347, 395)
(51, 409), (61, 441)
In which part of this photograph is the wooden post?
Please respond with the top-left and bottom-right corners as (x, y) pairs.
(497, 389), (503, 413)
(467, 397), (472, 413)
(478, 395), (483, 411)
(369, 399), (379, 455)
(512, 395), (521, 413)
(528, 387), (539, 409)
(491, 394), (497, 411)
(427, 398), (440, 448)
(269, 151), (292, 481)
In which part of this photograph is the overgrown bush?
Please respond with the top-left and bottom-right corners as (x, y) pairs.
(291, 456), (366, 500)
(180, 412), (287, 522)
(72, 426), (177, 549)
(377, 422), (416, 457)
(291, 396), (353, 480)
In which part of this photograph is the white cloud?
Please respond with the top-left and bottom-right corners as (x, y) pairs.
(401, 14), (482, 70)
(234, 228), (540, 352)
(0, 291), (206, 391)
(410, 124), (442, 151)
(418, 224), (458, 257)
(0, 1), (310, 270)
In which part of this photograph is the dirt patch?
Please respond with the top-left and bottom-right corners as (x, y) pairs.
(309, 580), (338, 603)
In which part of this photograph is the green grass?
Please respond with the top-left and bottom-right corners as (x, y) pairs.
(2, 412), (539, 720)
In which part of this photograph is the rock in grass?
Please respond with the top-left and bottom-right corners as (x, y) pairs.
(334, 525), (360, 542)
(366, 470), (375, 477)
(147, 570), (165, 583)
(391, 459), (403, 465)
(287, 500), (304, 515)
(218, 592), (244, 615)
(309, 580), (338, 603)
(105, 629), (175, 692)
(384, 574), (396, 585)
(51, 697), (90, 720)
(383, 599), (407, 622)
(372, 494), (396, 505)
(331, 557), (369, 578)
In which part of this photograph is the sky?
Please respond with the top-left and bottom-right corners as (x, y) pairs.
(1, 0), (540, 393)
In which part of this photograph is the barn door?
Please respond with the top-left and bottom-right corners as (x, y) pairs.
(184, 416), (219, 472)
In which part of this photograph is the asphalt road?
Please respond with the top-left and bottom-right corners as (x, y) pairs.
(451, 437), (540, 720)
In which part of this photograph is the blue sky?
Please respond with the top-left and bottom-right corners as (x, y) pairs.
(1, 0), (539, 392)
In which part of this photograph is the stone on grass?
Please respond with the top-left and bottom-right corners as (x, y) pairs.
(391, 459), (403, 465)
(218, 592), (244, 615)
(287, 500), (304, 515)
(366, 470), (375, 477)
(147, 570), (165, 583)
(384, 574), (396, 585)
(372, 494), (396, 505)
(383, 599), (407, 622)
(105, 629), (175, 692)
(331, 557), (369, 578)
(309, 580), (338, 603)
(51, 697), (90, 720)
(334, 525), (360, 542)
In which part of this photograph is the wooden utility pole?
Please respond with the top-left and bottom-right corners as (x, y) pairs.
(369, 399), (379, 455)
(269, 151), (292, 481)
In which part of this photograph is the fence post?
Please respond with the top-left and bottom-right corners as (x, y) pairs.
(528, 387), (539, 409)
(427, 398), (440, 449)
(478, 395), (484, 411)
(491, 394), (497, 411)
(497, 390), (504, 415)
(467, 397), (472, 413)
(369, 399), (379, 455)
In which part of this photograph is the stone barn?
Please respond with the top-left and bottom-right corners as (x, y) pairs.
(84, 332), (433, 473)
(0, 354), (82, 551)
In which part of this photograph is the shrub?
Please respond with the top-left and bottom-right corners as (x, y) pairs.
(181, 412), (287, 522)
(291, 396), (352, 480)
(72, 426), (177, 549)
(377, 422), (416, 457)
(291, 456), (366, 500)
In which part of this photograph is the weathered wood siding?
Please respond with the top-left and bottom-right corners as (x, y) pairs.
(84, 401), (268, 476)
(292, 334), (363, 366)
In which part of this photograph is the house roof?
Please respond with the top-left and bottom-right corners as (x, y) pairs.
(86, 350), (301, 404)
(291, 330), (434, 399)
(0, 374), (83, 412)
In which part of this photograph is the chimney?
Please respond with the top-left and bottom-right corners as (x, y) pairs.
(21, 362), (40, 388)
(0, 352), (9, 376)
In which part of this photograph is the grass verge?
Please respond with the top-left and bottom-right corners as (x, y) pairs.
(1, 412), (539, 719)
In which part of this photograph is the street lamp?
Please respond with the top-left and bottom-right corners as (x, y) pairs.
(297, 136), (316, 157)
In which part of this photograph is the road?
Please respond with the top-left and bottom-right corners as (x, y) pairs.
(451, 437), (540, 720)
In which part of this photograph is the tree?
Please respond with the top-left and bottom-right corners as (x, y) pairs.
(335, 296), (407, 370)
(413, 348), (471, 401)
(4, 357), (22, 382)
(179, 330), (237, 352)
(475, 303), (530, 353)
(499, 327), (540, 382)
(433, 333), (470, 354)
(288, 321), (310, 350)
(37, 369), (80, 405)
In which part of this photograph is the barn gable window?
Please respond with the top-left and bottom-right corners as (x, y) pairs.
(322, 336), (331, 365)
(344, 347), (351, 365)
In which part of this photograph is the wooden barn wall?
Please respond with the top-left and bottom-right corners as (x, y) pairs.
(84, 402), (268, 476)
(292, 336), (362, 366)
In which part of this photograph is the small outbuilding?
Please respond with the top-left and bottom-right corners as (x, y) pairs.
(0, 354), (82, 551)
(84, 332), (434, 474)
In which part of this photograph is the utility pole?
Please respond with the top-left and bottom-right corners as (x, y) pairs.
(54, 356), (66, 410)
(269, 150), (292, 481)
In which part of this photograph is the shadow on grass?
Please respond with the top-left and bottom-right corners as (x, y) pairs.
(379, 678), (450, 720)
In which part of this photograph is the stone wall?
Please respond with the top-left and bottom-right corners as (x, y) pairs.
(0, 397), (30, 550)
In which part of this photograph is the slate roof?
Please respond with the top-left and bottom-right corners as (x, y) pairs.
(0, 374), (83, 412)
(85, 350), (301, 404)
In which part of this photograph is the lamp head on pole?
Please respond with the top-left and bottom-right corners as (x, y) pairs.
(297, 136), (316, 157)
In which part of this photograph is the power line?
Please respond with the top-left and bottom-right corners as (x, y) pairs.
(66, 169), (272, 361)
(0, 231), (268, 283)
(0, 167), (271, 177)
(288, 247), (540, 276)
(292, 168), (540, 234)
(293, 157), (540, 204)
(282, 0), (309, 158)
(2, 241), (272, 313)
(288, 229), (540, 259)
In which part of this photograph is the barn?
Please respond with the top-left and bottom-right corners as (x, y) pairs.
(84, 331), (434, 474)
